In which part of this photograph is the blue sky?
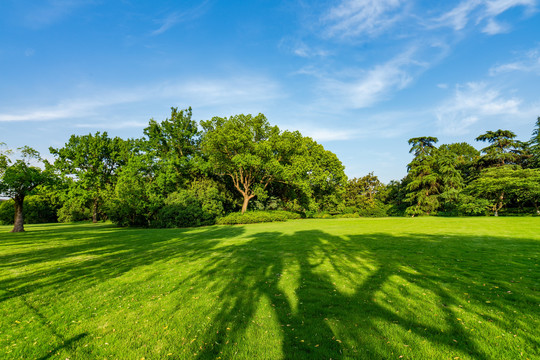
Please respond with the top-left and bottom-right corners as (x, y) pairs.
(1, 0), (539, 182)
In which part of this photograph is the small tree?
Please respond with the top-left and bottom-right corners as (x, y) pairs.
(0, 146), (52, 232)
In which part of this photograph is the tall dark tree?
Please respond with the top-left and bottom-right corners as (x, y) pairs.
(405, 137), (439, 216)
(528, 117), (540, 168)
(475, 129), (526, 167)
(50, 132), (130, 222)
(0, 146), (52, 232)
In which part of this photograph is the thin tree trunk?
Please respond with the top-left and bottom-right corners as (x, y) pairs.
(11, 196), (25, 233)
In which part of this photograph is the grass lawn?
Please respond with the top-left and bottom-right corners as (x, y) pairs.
(0, 218), (538, 359)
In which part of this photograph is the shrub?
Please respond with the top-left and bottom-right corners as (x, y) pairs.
(156, 179), (230, 228)
(216, 210), (301, 225)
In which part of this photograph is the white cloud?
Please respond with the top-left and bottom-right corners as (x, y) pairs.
(436, 82), (523, 135)
(482, 18), (510, 34)
(150, 1), (211, 36)
(0, 76), (281, 122)
(434, 0), (536, 34)
(489, 48), (540, 75)
(315, 49), (420, 109)
(323, 0), (405, 38)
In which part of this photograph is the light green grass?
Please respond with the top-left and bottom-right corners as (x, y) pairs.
(0, 218), (539, 359)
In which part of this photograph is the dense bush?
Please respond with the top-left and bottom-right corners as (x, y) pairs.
(156, 178), (230, 228)
(216, 210), (301, 225)
(0, 195), (59, 225)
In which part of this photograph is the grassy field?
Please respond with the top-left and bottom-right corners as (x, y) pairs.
(0, 218), (538, 359)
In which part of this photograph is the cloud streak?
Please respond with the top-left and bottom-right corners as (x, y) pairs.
(435, 82), (523, 135)
(0, 76), (282, 123)
(323, 0), (406, 38)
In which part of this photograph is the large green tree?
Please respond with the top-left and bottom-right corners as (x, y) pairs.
(0, 146), (52, 232)
(50, 132), (131, 222)
(201, 114), (283, 213)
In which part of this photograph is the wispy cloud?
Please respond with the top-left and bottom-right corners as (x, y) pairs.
(489, 48), (540, 75)
(0, 75), (281, 123)
(150, 1), (211, 36)
(435, 82), (523, 135)
(323, 0), (406, 38)
(434, 0), (536, 34)
(21, 0), (95, 28)
(311, 48), (424, 109)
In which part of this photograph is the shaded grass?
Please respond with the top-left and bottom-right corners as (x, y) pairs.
(0, 218), (538, 359)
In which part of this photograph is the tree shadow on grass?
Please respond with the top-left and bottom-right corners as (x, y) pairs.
(0, 224), (245, 304)
(186, 229), (539, 359)
(1, 223), (538, 359)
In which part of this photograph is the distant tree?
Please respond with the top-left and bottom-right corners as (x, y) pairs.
(466, 165), (521, 216)
(435, 147), (464, 213)
(515, 168), (540, 214)
(287, 135), (347, 213)
(475, 129), (526, 167)
(345, 173), (384, 209)
(439, 142), (480, 183)
(143, 106), (201, 180)
(50, 132), (131, 222)
(0, 146), (53, 232)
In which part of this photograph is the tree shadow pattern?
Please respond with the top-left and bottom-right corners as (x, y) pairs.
(0, 222), (538, 359)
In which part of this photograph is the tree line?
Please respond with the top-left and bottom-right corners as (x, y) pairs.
(1, 108), (539, 232)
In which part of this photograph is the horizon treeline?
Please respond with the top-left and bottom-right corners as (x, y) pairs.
(1, 107), (540, 231)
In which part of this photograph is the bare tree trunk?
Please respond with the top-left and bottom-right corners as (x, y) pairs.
(11, 196), (25, 233)
(241, 194), (253, 214)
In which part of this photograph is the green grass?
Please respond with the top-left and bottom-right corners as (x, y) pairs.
(0, 218), (538, 359)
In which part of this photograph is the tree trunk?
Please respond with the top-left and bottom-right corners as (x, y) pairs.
(92, 198), (98, 223)
(11, 196), (25, 233)
(241, 194), (251, 214)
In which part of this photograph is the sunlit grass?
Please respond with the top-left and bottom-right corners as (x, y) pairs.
(0, 218), (538, 359)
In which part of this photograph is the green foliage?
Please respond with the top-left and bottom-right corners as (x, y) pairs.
(50, 132), (131, 222)
(529, 117), (540, 168)
(216, 210), (301, 225)
(0, 194), (59, 225)
(475, 129), (527, 167)
(157, 179), (230, 228)
(466, 165), (524, 216)
(344, 173), (388, 216)
(201, 113), (282, 213)
(0, 146), (54, 231)
(143, 107), (201, 180)
(107, 153), (177, 227)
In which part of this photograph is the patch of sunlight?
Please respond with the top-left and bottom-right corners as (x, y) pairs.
(374, 274), (450, 332)
(278, 260), (300, 314)
(240, 295), (284, 358)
